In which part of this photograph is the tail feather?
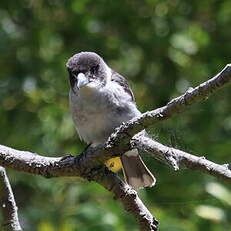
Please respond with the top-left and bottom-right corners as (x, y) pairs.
(121, 150), (156, 190)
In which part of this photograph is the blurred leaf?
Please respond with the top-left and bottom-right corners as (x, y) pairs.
(206, 182), (231, 206)
(195, 205), (225, 222)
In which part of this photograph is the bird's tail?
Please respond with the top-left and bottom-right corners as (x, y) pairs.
(121, 150), (156, 190)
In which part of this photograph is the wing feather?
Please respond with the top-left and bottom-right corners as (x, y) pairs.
(111, 70), (135, 102)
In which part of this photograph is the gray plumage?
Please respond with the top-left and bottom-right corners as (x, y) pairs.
(66, 52), (155, 189)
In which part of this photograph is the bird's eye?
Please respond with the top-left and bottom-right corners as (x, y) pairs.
(91, 65), (99, 75)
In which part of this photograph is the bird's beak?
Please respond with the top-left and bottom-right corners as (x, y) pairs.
(77, 73), (90, 89)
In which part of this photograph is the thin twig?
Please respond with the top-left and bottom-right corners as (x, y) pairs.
(0, 167), (22, 231)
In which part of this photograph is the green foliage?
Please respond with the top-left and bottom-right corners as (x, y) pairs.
(0, 0), (230, 230)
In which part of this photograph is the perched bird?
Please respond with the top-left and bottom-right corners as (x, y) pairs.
(66, 52), (155, 189)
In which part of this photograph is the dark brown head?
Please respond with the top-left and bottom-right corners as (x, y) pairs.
(66, 52), (109, 93)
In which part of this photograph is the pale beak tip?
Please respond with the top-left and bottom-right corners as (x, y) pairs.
(77, 73), (90, 89)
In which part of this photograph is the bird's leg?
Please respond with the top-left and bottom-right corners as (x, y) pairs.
(83, 143), (92, 152)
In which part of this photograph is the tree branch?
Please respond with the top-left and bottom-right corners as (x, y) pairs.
(132, 136), (231, 184)
(0, 64), (230, 230)
(0, 145), (159, 231)
(0, 167), (22, 231)
(109, 64), (231, 146)
(92, 168), (159, 230)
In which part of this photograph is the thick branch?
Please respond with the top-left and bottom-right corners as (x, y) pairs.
(0, 145), (159, 230)
(133, 136), (231, 184)
(0, 167), (22, 231)
(92, 168), (158, 231)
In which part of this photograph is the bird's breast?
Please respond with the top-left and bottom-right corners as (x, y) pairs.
(69, 84), (140, 144)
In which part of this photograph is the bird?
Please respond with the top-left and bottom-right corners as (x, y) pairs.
(66, 51), (155, 190)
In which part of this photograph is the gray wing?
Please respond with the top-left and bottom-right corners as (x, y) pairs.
(111, 70), (135, 102)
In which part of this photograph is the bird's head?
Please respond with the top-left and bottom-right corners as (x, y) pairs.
(66, 52), (110, 94)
